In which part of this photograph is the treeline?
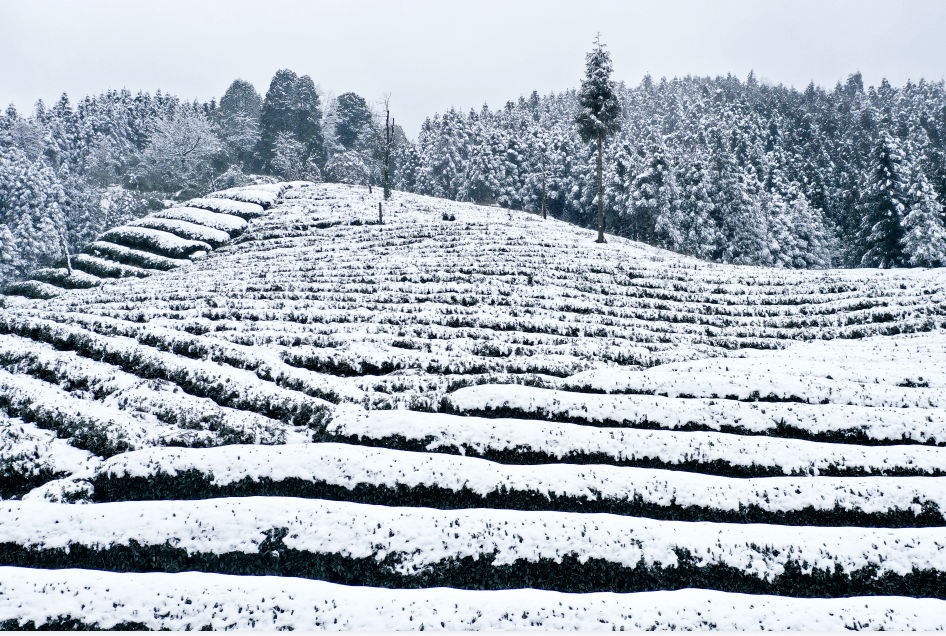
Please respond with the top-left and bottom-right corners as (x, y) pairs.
(401, 72), (946, 269)
(0, 69), (401, 286)
(2, 69), (945, 288)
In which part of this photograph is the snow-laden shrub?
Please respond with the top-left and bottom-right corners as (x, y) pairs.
(325, 151), (369, 185)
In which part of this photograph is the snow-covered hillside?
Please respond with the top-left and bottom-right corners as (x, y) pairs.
(1, 182), (945, 630)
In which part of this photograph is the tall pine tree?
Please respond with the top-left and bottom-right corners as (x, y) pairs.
(575, 36), (621, 244)
(854, 133), (911, 267)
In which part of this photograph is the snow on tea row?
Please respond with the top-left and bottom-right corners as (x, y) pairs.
(2, 321), (943, 475)
(0, 315), (365, 404)
(444, 383), (941, 443)
(0, 412), (97, 499)
(22, 185), (944, 345)
(320, 407), (946, 476)
(35, 441), (946, 526)
(0, 324), (332, 444)
(0, 368), (303, 459)
(4, 497), (946, 594)
(8, 303), (942, 415)
(10, 287), (940, 389)
(561, 368), (941, 407)
(2, 313), (943, 452)
(3, 567), (946, 631)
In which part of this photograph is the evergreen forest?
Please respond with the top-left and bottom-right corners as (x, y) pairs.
(2, 67), (946, 288)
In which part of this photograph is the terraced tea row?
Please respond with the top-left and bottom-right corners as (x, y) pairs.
(1, 182), (945, 630)
(5, 568), (945, 631)
(2, 182), (293, 301)
(30, 442), (946, 527)
(4, 497), (946, 598)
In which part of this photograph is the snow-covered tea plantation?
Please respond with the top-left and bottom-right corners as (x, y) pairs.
(1, 181), (946, 630)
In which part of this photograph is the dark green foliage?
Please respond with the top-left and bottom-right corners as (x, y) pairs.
(574, 38), (622, 145)
(853, 133), (910, 267)
(3, 539), (946, 599)
(28, 267), (101, 289)
(256, 70), (324, 173)
(216, 78), (262, 168)
(0, 618), (154, 631)
(335, 92), (373, 151)
(89, 468), (946, 528)
(0, 467), (65, 500)
(575, 36), (621, 244)
(438, 400), (946, 448)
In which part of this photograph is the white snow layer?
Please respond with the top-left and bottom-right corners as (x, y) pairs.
(183, 197), (266, 218)
(130, 217), (231, 245)
(325, 407), (946, 476)
(565, 367), (942, 408)
(2, 567), (945, 630)
(82, 441), (946, 517)
(445, 384), (946, 443)
(3, 497), (946, 579)
(153, 206), (248, 233)
(206, 187), (279, 207)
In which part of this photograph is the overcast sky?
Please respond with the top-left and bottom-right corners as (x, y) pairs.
(1, 0), (944, 139)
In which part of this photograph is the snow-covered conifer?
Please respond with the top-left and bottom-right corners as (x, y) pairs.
(575, 36), (622, 243)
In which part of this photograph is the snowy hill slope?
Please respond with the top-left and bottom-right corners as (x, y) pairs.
(1, 182), (946, 629)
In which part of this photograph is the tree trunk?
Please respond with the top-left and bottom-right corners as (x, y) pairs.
(596, 133), (606, 243)
(379, 201), (383, 225)
(541, 154), (547, 220)
(384, 112), (392, 201)
(60, 234), (73, 275)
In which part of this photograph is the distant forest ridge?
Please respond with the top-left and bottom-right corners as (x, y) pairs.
(1, 69), (945, 287)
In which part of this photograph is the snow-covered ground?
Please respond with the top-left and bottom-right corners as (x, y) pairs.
(1, 182), (945, 629)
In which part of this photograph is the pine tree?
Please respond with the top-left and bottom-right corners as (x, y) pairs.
(217, 79), (262, 168)
(854, 133), (911, 267)
(256, 70), (323, 173)
(900, 170), (946, 267)
(629, 142), (680, 247)
(575, 35), (622, 243)
(335, 92), (373, 151)
(677, 157), (721, 260)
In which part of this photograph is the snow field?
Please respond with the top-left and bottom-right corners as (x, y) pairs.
(3, 497), (946, 588)
(68, 441), (946, 524)
(444, 384), (946, 444)
(35, 186), (940, 365)
(3, 568), (946, 631)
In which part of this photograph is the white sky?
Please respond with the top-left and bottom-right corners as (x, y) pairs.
(1, 0), (944, 139)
